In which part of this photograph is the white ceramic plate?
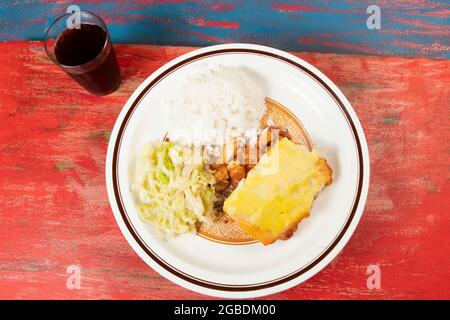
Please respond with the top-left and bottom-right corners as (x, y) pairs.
(105, 44), (370, 298)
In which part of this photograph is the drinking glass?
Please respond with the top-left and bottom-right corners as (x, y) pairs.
(45, 11), (121, 96)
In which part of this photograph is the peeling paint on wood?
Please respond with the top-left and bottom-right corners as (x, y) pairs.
(0, 1), (448, 58)
(0, 42), (449, 299)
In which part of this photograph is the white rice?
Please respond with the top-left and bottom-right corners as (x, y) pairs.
(167, 64), (266, 150)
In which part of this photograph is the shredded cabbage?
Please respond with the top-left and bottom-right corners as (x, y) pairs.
(131, 141), (216, 235)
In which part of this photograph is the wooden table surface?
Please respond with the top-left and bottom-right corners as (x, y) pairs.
(2, 0), (449, 59)
(0, 41), (448, 299)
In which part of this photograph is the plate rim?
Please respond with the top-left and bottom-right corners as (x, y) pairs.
(105, 43), (370, 298)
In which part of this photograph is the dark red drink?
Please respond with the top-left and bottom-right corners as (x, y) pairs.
(45, 11), (121, 96)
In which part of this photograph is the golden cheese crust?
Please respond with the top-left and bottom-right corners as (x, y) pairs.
(223, 138), (333, 245)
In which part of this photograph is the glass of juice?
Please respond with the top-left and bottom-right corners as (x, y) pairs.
(45, 11), (121, 96)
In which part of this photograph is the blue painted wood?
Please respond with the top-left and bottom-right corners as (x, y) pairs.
(0, 0), (448, 58)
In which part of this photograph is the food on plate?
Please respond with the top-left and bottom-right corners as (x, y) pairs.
(131, 141), (216, 235)
(223, 138), (333, 245)
(166, 64), (266, 156)
(131, 64), (333, 245)
(210, 126), (292, 195)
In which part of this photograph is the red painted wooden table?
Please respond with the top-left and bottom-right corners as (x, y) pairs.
(0, 42), (449, 299)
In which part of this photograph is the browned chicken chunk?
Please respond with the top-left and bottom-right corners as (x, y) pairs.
(212, 165), (229, 184)
(227, 163), (247, 188)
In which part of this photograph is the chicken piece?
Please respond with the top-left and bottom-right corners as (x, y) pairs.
(209, 163), (222, 170)
(214, 182), (229, 193)
(227, 163), (247, 188)
(212, 165), (229, 185)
